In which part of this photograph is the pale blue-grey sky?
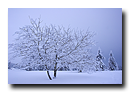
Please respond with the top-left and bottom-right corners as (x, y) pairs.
(8, 8), (122, 66)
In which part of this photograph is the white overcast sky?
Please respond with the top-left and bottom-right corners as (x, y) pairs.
(8, 8), (122, 66)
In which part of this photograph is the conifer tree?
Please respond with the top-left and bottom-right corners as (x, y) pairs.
(95, 49), (106, 71)
(108, 51), (118, 71)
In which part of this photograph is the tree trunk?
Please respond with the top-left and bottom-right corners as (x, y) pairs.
(45, 64), (52, 80)
(54, 62), (57, 78)
(54, 53), (59, 78)
(54, 69), (57, 78)
(47, 70), (52, 80)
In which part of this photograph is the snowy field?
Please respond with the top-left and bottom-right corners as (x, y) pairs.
(8, 69), (122, 84)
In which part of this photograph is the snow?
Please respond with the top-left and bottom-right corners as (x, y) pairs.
(8, 69), (122, 84)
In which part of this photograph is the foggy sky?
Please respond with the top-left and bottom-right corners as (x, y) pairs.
(8, 8), (122, 67)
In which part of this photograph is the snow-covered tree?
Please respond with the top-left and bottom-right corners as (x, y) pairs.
(95, 49), (106, 71)
(9, 17), (95, 80)
(108, 51), (118, 71)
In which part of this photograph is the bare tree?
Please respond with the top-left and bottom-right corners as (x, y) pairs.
(9, 17), (95, 80)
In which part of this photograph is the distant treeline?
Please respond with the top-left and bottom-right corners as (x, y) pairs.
(8, 62), (122, 71)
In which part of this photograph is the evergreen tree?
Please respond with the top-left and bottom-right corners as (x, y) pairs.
(108, 51), (118, 71)
(95, 49), (106, 71)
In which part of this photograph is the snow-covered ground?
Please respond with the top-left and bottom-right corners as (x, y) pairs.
(8, 69), (122, 84)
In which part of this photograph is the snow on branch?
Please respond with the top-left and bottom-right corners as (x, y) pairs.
(9, 17), (95, 74)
